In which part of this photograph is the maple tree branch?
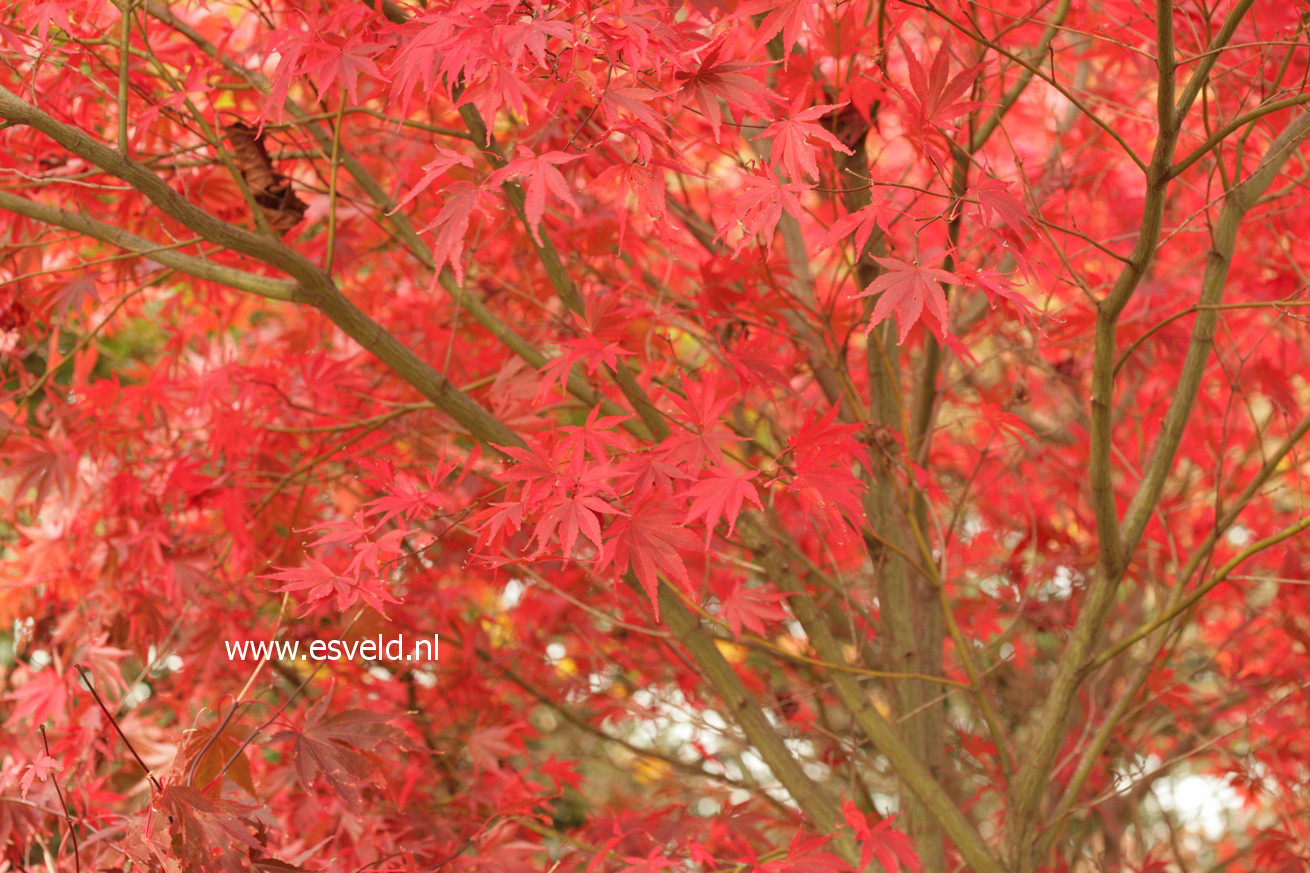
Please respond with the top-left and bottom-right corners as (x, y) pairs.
(1113, 295), (1310, 377)
(674, 584), (969, 687)
(1035, 655), (1156, 862)
(1039, 415), (1310, 855)
(1098, 515), (1310, 667)
(743, 49), (862, 419)
(0, 87), (318, 277)
(265, 107), (470, 139)
(0, 191), (298, 301)
(455, 100), (671, 440)
(969, 0), (1072, 151)
(891, 148), (1019, 793)
(116, 0), (131, 154)
(126, 36), (281, 237)
(864, 332), (957, 866)
(629, 133), (986, 855)
(454, 104), (581, 308)
(332, 7), (667, 437)
(380, 0), (666, 442)
(459, 538), (852, 840)
(1006, 5), (1186, 858)
(1155, 0), (1176, 135)
(310, 121), (650, 438)
(138, 1), (650, 444)
(1006, 106), (1310, 869)
(895, 5), (1072, 777)
(853, 8), (1078, 846)
(1083, 1), (1184, 567)
(1093, 414), (1310, 672)
(324, 94), (347, 274)
(745, 526), (1007, 873)
(1170, 93), (1310, 180)
(493, 656), (794, 817)
(1118, 109), (1310, 561)
(0, 83), (520, 451)
(677, 110), (991, 860)
(1172, 0), (1258, 122)
(649, 577), (858, 863)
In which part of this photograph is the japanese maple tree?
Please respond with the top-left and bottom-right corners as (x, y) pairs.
(1, 0), (1309, 870)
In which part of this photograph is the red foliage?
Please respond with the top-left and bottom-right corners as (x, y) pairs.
(1, 0), (1309, 871)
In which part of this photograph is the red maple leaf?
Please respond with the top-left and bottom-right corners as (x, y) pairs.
(390, 146), (476, 213)
(496, 439), (564, 505)
(682, 468), (762, 544)
(466, 723), (522, 772)
(301, 30), (384, 103)
(2, 435), (78, 514)
(742, 0), (819, 67)
(789, 404), (865, 463)
(488, 149), (581, 244)
(19, 0), (78, 43)
(618, 850), (680, 872)
(156, 785), (262, 873)
(785, 406), (868, 534)
(473, 500), (525, 552)
(756, 832), (852, 872)
(265, 556), (401, 616)
(787, 459), (867, 536)
(538, 334), (633, 398)
(891, 38), (985, 163)
(599, 503), (698, 614)
(817, 195), (894, 256)
(4, 666), (68, 728)
(532, 485), (622, 557)
(843, 802), (922, 873)
(19, 755), (59, 799)
(600, 84), (667, 137)
(717, 170), (812, 255)
(717, 580), (789, 638)
(675, 40), (781, 142)
(500, 11), (573, 68)
(957, 266), (1039, 327)
(270, 694), (412, 812)
(557, 405), (631, 474)
(592, 158), (668, 229)
(757, 99), (854, 181)
(662, 378), (741, 468)
(418, 181), (487, 285)
(45, 273), (100, 319)
(855, 255), (963, 341)
(894, 37), (984, 131)
(970, 176), (1033, 235)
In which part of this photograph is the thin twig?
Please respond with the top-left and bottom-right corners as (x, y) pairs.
(39, 726), (81, 873)
(325, 93), (347, 273)
(74, 665), (161, 791)
(116, 0), (131, 153)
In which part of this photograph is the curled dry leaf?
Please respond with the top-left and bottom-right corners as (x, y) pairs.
(224, 122), (308, 236)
